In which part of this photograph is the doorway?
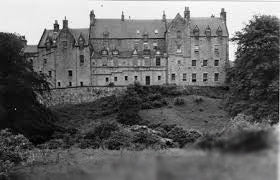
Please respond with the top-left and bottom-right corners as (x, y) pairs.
(145, 76), (150, 85)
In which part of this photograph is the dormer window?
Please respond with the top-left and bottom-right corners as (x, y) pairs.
(112, 49), (119, 56)
(205, 25), (211, 37)
(101, 49), (108, 56)
(216, 26), (223, 37)
(143, 42), (149, 50)
(154, 29), (158, 34)
(193, 25), (200, 38)
(62, 41), (67, 49)
(132, 49), (138, 56)
(136, 30), (140, 35)
(78, 36), (85, 49)
(103, 31), (109, 38)
(45, 36), (52, 50)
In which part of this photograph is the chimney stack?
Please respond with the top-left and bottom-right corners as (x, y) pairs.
(184, 7), (190, 20)
(121, 11), (124, 21)
(220, 8), (226, 23)
(63, 16), (68, 29)
(54, 20), (59, 32)
(162, 11), (166, 22)
(90, 10), (96, 26)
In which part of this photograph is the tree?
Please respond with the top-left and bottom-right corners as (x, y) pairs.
(226, 15), (279, 124)
(0, 32), (58, 143)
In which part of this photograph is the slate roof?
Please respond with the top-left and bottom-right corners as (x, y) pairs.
(23, 45), (38, 53)
(189, 17), (228, 36)
(38, 28), (89, 47)
(90, 19), (166, 39)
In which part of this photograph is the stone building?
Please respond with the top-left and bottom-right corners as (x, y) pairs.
(23, 7), (229, 88)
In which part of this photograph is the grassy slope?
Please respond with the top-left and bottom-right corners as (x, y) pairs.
(139, 95), (229, 132)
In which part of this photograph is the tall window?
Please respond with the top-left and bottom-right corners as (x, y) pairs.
(203, 60), (208, 66)
(177, 30), (182, 39)
(57, 82), (61, 87)
(183, 73), (187, 81)
(125, 76), (128, 81)
(203, 73), (208, 82)
(63, 41), (67, 49)
(194, 45), (199, 54)
(68, 70), (72, 77)
(134, 76), (138, 81)
(214, 73), (219, 81)
(48, 71), (52, 77)
(214, 60), (219, 66)
(171, 73), (176, 81)
(105, 77), (109, 82)
(214, 45), (219, 55)
(44, 59), (47, 64)
(80, 81), (83, 86)
(192, 60), (196, 66)
(69, 82), (72, 87)
(192, 73), (196, 82)
(80, 55), (84, 65)
(156, 56), (161, 66)
(176, 44), (182, 53)
(158, 76), (161, 80)
(114, 77), (118, 81)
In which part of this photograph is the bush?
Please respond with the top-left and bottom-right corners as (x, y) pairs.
(167, 127), (202, 148)
(104, 131), (133, 150)
(174, 97), (185, 106)
(84, 121), (119, 141)
(108, 82), (115, 87)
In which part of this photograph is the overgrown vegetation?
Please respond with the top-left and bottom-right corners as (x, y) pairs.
(0, 32), (58, 144)
(226, 15), (279, 124)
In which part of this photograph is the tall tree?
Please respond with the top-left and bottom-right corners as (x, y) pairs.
(226, 15), (279, 124)
(0, 32), (57, 143)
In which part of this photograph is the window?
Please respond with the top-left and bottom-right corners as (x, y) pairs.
(214, 45), (219, 55)
(194, 45), (199, 54)
(214, 60), (219, 66)
(105, 77), (109, 82)
(44, 59), (47, 64)
(80, 55), (84, 65)
(136, 30), (140, 34)
(156, 57), (161, 66)
(125, 76), (128, 81)
(143, 34), (148, 42)
(154, 29), (158, 34)
(178, 60), (181, 65)
(153, 42), (158, 50)
(29, 59), (33, 65)
(183, 73), (187, 81)
(192, 73), (196, 82)
(203, 60), (208, 66)
(57, 82), (61, 87)
(48, 71), (52, 77)
(143, 43), (149, 50)
(134, 76), (138, 81)
(192, 60), (196, 66)
(171, 73), (176, 81)
(114, 77), (117, 81)
(80, 81), (83, 86)
(203, 73), (208, 82)
(68, 70), (72, 77)
(69, 82), (72, 87)
(214, 73), (219, 81)
(176, 44), (182, 53)
(177, 30), (182, 39)
(63, 41), (67, 49)
(158, 76), (161, 80)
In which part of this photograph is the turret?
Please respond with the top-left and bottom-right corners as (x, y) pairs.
(54, 20), (59, 32)
(220, 8), (226, 23)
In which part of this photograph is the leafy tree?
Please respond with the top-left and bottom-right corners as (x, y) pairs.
(226, 15), (279, 124)
(0, 32), (58, 143)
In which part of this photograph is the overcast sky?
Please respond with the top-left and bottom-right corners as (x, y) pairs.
(0, 0), (279, 61)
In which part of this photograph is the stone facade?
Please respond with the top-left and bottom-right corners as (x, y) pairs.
(23, 7), (229, 88)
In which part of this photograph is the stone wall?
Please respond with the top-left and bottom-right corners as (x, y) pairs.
(40, 86), (126, 107)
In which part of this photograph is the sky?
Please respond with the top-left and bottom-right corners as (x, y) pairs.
(0, 0), (279, 61)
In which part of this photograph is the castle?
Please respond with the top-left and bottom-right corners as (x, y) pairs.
(23, 7), (229, 88)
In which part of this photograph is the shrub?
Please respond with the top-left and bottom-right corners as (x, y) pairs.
(148, 93), (163, 101)
(84, 121), (119, 141)
(104, 131), (133, 150)
(108, 82), (115, 87)
(174, 97), (185, 106)
(167, 127), (202, 148)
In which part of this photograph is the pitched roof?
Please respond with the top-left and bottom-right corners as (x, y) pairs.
(189, 17), (228, 36)
(38, 28), (89, 47)
(90, 19), (166, 38)
(23, 45), (38, 53)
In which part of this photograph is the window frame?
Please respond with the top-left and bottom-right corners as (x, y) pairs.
(192, 73), (197, 82)
(192, 60), (196, 67)
(182, 73), (187, 81)
(203, 73), (208, 82)
(156, 56), (161, 66)
(214, 73), (219, 81)
(171, 73), (176, 81)
(68, 70), (73, 77)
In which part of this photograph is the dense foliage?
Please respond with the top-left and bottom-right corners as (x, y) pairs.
(0, 32), (57, 143)
(226, 15), (279, 124)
